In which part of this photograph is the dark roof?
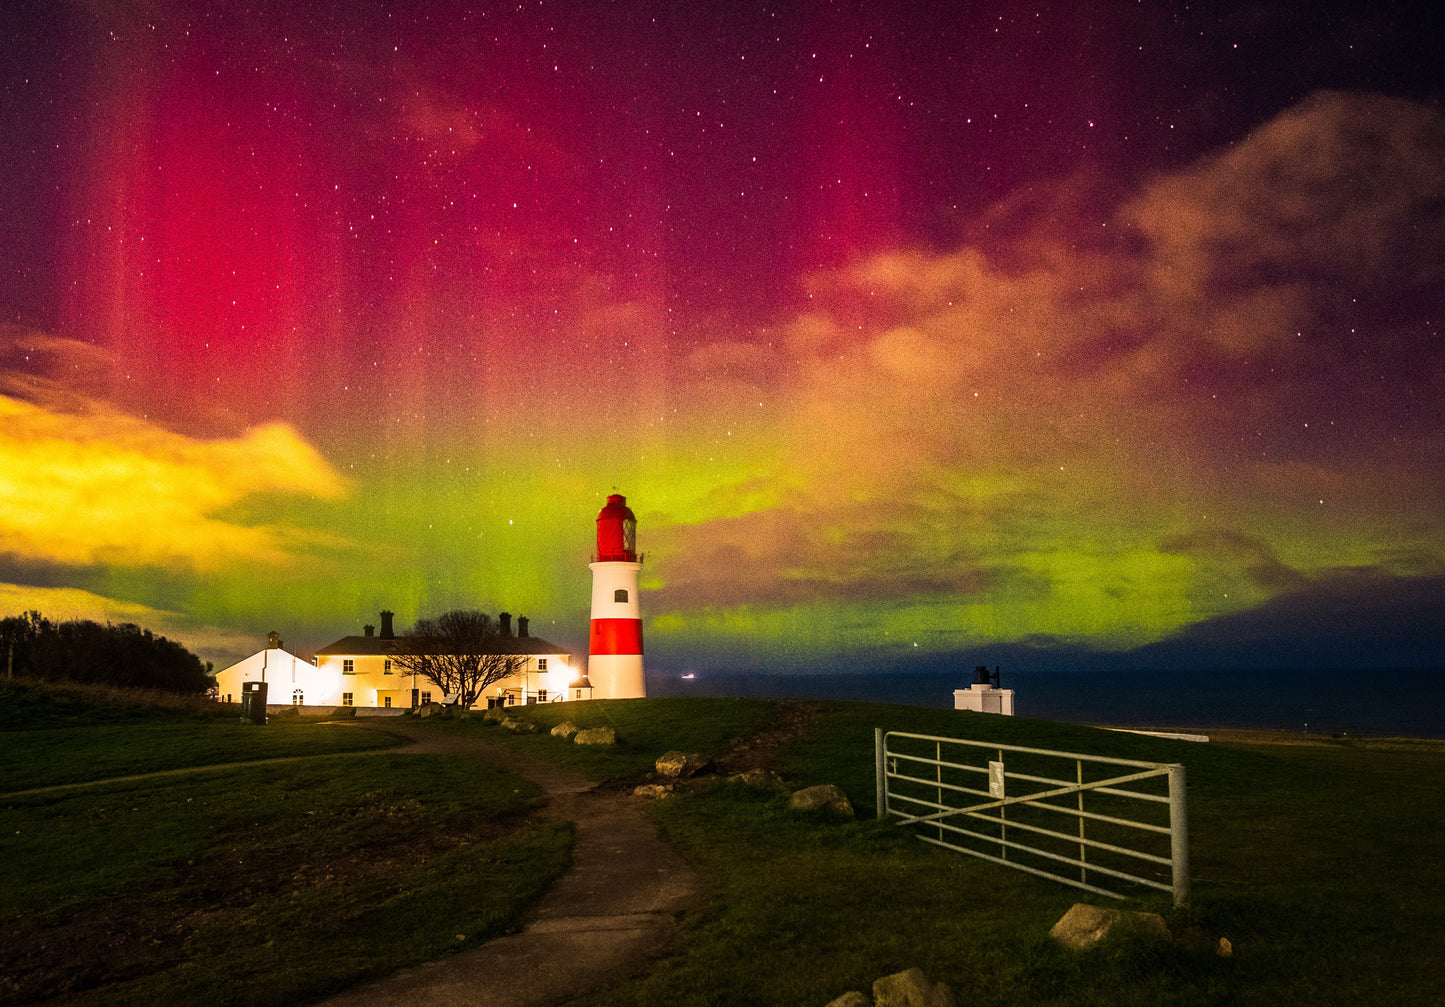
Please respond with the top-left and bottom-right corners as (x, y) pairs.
(315, 634), (569, 658)
(315, 636), (396, 657)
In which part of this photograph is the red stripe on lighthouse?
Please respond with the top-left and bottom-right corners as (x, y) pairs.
(590, 618), (643, 655)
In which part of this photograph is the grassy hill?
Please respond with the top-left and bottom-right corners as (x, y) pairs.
(3, 682), (1442, 1005)
(440, 698), (1445, 1006)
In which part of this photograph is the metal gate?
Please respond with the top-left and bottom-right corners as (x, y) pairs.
(876, 729), (1190, 905)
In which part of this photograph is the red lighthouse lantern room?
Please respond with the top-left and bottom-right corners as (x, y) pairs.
(588, 493), (645, 698)
(595, 494), (637, 562)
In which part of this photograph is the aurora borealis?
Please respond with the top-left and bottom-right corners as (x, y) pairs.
(2, 1), (1442, 676)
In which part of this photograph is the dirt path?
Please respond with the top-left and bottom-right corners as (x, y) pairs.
(318, 726), (701, 1007)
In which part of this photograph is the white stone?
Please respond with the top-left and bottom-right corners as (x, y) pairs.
(872, 967), (956, 1007)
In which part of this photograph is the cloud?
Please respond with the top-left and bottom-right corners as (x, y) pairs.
(1126, 572), (1445, 669)
(0, 332), (350, 571)
(1122, 91), (1445, 353)
(1159, 528), (1305, 592)
(653, 91), (1445, 652)
(650, 506), (992, 611)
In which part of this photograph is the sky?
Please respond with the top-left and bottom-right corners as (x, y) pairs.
(2, 0), (1442, 677)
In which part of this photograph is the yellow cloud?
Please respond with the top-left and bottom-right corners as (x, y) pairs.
(0, 393), (349, 570)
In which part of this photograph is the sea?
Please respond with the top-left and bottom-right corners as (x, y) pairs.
(646, 667), (1445, 739)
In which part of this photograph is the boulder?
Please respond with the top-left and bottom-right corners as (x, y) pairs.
(501, 717), (537, 734)
(655, 750), (714, 778)
(825, 993), (872, 1007)
(482, 706), (510, 722)
(633, 783), (674, 799)
(550, 720), (580, 739)
(873, 968), (955, 1007)
(788, 784), (854, 817)
(1049, 903), (1171, 950)
(727, 767), (785, 790)
(574, 726), (617, 746)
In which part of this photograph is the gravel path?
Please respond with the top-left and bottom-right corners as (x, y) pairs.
(318, 726), (701, 1007)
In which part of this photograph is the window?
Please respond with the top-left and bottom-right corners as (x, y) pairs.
(342, 693), (353, 707)
(420, 691), (432, 705)
(538, 658), (548, 671)
(614, 588), (628, 603)
(383, 696), (392, 708)
(342, 659), (354, 674)
(292, 690), (304, 706)
(384, 659), (392, 675)
(537, 689), (548, 702)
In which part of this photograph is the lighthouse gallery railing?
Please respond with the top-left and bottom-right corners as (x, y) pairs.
(875, 729), (1190, 906)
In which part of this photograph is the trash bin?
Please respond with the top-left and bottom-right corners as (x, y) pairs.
(241, 681), (268, 725)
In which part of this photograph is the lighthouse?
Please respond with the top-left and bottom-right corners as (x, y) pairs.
(588, 493), (646, 699)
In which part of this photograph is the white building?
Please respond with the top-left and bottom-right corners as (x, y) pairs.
(953, 666), (1015, 715)
(212, 644), (331, 706)
(215, 613), (589, 711)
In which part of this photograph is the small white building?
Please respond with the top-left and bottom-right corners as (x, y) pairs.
(953, 665), (1015, 715)
(213, 644), (332, 706)
(215, 614), (590, 711)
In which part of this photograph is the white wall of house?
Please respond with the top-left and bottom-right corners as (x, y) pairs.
(214, 649), (341, 706)
(220, 649), (583, 709)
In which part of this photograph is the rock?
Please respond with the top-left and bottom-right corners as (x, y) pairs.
(633, 783), (674, 799)
(482, 706), (510, 722)
(788, 784), (854, 817)
(417, 703), (435, 718)
(1217, 936), (1233, 958)
(655, 750), (714, 778)
(550, 720), (580, 739)
(727, 767), (785, 790)
(825, 992), (872, 1007)
(501, 717), (537, 734)
(1049, 903), (1171, 950)
(574, 726), (617, 746)
(873, 968), (956, 1007)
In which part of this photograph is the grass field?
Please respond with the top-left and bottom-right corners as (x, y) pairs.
(0, 681), (572, 1006)
(456, 698), (1445, 1006)
(3, 681), (1443, 1005)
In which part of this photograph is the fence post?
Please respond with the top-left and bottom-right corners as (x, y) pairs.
(875, 728), (886, 820)
(1168, 763), (1190, 906)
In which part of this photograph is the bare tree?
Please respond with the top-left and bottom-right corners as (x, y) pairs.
(387, 611), (525, 710)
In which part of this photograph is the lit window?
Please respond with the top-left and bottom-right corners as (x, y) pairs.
(614, 589), (628, 603)
(292, 690), (303, 706)
(342, 659), (354, 674)
(342, 692), (353, 707)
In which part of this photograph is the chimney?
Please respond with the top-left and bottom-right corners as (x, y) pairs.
(499, 612), (512, 637)
(517, 616), (529, 638)
(364, 625), (375, 638)
(380, 611), (395, 639)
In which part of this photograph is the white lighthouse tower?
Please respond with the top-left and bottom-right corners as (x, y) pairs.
(588, 493), (646, 699)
